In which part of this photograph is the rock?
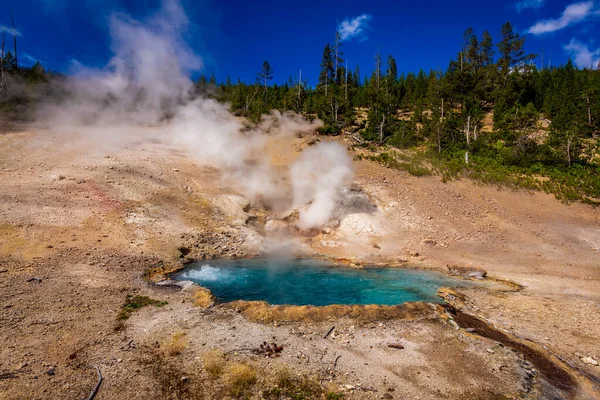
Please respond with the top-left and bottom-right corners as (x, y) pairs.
(486, 348), (495, 354)
(338, 213), (380, 238)
(342, 384), (356, 391)
(422, 238), (437, 245)
(387, 343), (404, 350)
(382, 393), (394, 399)
(581, 356), (598, 366)
(264, 219), (291, 236)
(446, 265), (487, 279)
(216, 194), (251, 226)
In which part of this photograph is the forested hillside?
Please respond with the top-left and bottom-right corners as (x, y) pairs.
(209, 23), (599, 203)
(1, 22), (599, 203)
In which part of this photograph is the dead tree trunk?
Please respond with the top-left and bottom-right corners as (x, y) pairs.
(344, 60), (348, 102)
(379, 113), (386, 144)
(11, 11), (17, 70)
(437, 99), (444, 153)
(298, 69), (302, 102)
(566, 134), (573, 167)
(0, 33), (5, 96)
(244, 88), (258, 112)
(585, 95), (592, 126)
(466, 115), (470, 145)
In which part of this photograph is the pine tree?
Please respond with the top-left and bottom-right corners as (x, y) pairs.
(318, 43), (334, 97)
(257, 61), (273, 102)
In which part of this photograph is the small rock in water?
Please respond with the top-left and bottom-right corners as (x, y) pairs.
(581, 356), (598, 366)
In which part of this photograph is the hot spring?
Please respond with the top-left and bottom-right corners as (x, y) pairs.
(173, 258), (476, 306)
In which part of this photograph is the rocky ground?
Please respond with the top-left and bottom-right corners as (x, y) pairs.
(0, 123), (599, 399)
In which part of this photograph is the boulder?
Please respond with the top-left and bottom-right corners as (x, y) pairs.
(446, 265), (487, 279)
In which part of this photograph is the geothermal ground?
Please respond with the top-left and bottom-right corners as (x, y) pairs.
(1, 123), (599, 399)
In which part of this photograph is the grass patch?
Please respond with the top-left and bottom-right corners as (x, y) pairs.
(140, 348), (205, 399)
(362, 147), (600, 205)
(359, 152), (431, 177)
(117, 294), (168, 321)
(263, 369), (321, 400)
(263, 368), (344, 400)
(202, 349), (226, 378)
(224, 362), (257, 397)
(192, 287), (215, 308)
(163, 331), (188, 356)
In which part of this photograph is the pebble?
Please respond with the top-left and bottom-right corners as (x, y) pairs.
(581, 356), (598, 366)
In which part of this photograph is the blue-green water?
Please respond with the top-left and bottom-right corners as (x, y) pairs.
(173, 258), (471, 306)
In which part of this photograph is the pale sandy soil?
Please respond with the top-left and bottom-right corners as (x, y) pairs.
(0, 124), (599, 399)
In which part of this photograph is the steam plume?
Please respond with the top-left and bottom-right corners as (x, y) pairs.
(38, 0), (353, 230)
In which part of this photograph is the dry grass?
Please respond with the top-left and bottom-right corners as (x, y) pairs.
(202, 349), (226, 378)
(163, 331), (188, 356)
(263, 368), (344, 400)
(192, 287), (215, 308)
(225, 300), (439, 323)
(224, 362), (257, 397)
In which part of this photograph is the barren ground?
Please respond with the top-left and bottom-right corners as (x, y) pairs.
(1, 124), (599, 399)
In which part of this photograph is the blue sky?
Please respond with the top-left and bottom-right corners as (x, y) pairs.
(2, 0), (599, 85)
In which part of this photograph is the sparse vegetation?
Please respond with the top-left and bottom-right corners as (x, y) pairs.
(192, 287), (215, 308)
(263, 368), (344, 400)
(141, 348), (205, 400)
(364, 146), (600, 204)
(224, 362), (257, 397)
(117, 294), (168, 321)
(202, 349), (226, 378)
(163, 331), (188, 356)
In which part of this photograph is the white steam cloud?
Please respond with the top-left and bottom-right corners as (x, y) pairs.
(38, 0), (353, 230)
(291, 142), (354, 229)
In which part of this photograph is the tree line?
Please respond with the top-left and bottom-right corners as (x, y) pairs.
(202, 22), (598, 175)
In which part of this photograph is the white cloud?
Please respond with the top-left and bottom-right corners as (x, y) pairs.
(0, 25), (21, 36)
(527, 1), (596, 35)
(564, 39), (600, 68)
(337, 14), (373, 42)
(516, 0), (545, 12)
(22, 52), (47, 65)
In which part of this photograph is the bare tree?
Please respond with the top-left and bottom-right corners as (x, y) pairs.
(10, 10), (17, 69)
(0, 32), (6, 96)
